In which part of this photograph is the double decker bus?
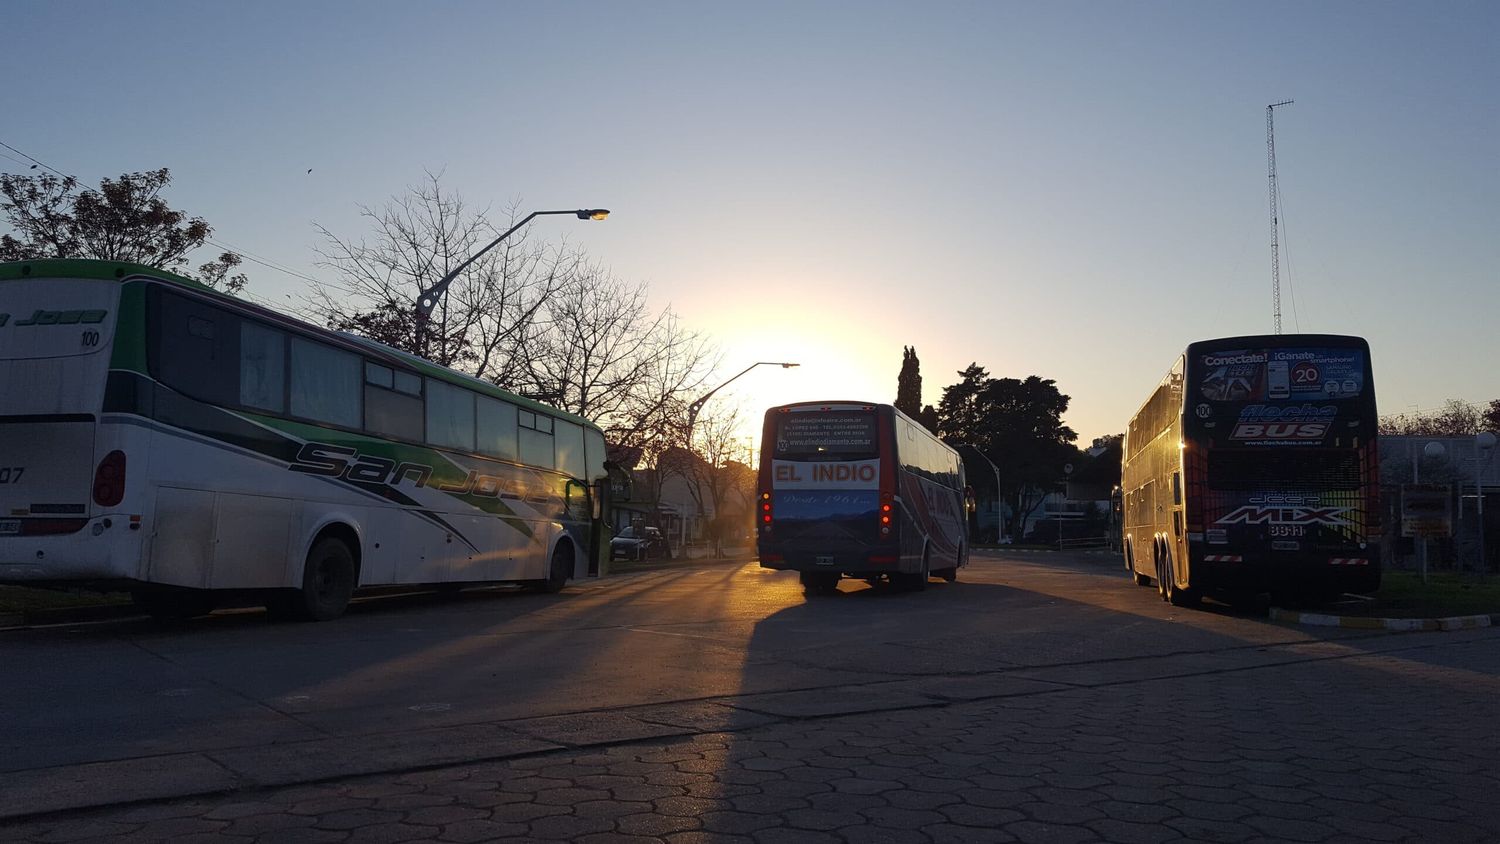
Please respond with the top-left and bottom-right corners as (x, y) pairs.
(1121, 334), (1379, 606)
(0, 260), (610, 620)
(756, 401), (970, 592)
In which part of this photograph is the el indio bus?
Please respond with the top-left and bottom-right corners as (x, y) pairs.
(756, 401), (971, 592)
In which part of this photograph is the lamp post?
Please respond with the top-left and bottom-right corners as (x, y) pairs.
(413, 208), (609, 354)
(1475, 432), (1496, 581)
(681, 362), (798, 558)
(684, 362), (800, 439)
(958, 445), (1003, 543)
(1413, 439), (1448, 582)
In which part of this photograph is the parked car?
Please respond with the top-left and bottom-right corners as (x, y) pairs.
(610, 525), (669, 561)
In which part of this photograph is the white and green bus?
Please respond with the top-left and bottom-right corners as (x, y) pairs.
(0, 259), (611, 620)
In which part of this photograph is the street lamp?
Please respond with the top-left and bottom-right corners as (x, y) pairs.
(958, 445), (1003, 543)
(1475, 432), (1496, 580)
(1413, 439), (1448, 581)
(414, 208), (609, 342)
(684, 362), (800, 436)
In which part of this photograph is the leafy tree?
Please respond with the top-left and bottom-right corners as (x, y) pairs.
(0, 169), (246, 293)
(936, 366), (1078, 540)
(1486, 399), (1500, 433)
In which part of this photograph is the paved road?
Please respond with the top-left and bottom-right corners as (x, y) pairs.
(4, 552), (1499, 841)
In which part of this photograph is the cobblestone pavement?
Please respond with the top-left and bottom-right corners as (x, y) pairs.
(5, 625), (1499, 843)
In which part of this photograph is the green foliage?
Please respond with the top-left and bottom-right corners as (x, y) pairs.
(0, 169), (246, 292)
(936, 365), (1079, 538)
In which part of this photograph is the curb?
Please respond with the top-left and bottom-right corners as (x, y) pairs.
(1269, 607), (1500, 632)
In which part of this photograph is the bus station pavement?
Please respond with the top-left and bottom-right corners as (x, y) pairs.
(3, 553), (1500, 842)
(4, 633), (1499, 843)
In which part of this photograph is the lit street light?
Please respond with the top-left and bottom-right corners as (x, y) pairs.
(685, 361), (800, 437)
(413, 208), (609, 351)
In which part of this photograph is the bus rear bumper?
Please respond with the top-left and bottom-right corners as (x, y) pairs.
(758, 544), (909, 576)
(0, 520), (141, 583)
(1195, 553), (1381, 595)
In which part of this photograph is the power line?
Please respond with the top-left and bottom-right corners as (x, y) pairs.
(0, 140), (69, 178)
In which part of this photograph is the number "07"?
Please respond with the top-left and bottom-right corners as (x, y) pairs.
(0, 467), (23, 483)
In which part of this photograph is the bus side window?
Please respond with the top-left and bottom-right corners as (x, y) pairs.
(290, 337), (361, 429)
(1172, 472), (1182, 506)
(150, 289), (239, 407)
(476, 396), (518, 460)
(519, 411), (555, 469)
(240, 322), (285, 413)
(364, 362), (422, 441)
(425, 379), (477, 452)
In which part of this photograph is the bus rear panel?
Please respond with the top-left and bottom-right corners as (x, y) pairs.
(757, 403), (900, 577)
(0, 272), (130, 583)
(1184, 337), (1380, 597)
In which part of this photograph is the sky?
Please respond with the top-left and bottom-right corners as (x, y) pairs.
(5, 1), (1497, 451)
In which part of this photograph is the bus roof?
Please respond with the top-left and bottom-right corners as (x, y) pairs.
(1185, 333), (1369, 354)
(0, 258), (601, 432)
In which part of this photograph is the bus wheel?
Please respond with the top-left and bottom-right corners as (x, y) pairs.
(899, 552), (930, 592)
(291, 537), (357, 622)
(132, 587), (215, 621)
(1155, 549), (1169, 602)
(1127, 545), (1151, 586)
(531, 543), (573, 594)
(800, 571), (840, 593)
(1164, 552), (1200, 608)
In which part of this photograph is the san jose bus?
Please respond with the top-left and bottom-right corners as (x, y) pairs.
(1121, 334), (1380, 606)
(756, 401), (971, 592)
(0, 259), (610, 620)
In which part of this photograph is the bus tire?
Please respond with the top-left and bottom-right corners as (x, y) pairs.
(1127, 545), (1151, 587)
(899, 551), (930, 592)
(1164, 549), (1200, 608)
(133, 587), (215, 621)
(800, 571), (839, 593)
(291, 537), (357, 622)
(531, 543), (573, 594)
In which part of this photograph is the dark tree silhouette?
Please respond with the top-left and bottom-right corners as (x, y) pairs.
(0, 168), (245, 292)
(936, 366), (1078, 540)
(895, 346), (923, 419)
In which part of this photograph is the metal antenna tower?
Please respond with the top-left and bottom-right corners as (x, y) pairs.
(1266, 99), (1293, 334)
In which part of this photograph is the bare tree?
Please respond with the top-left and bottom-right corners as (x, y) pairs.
(680, 406), (756, 558)
(309, 171), (720, 464)
(516, 266), (718, 459)
(1380, 399), (1485, 436)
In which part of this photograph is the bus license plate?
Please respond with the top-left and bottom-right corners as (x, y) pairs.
(1272, 540), (1299, 551)
(0, 520), (19, 536)
(816, 555), (835, 566)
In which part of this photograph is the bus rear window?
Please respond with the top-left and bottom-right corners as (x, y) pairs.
(774, 411), (877, 461)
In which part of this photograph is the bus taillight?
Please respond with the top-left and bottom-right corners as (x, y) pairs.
(760, 491), (773, 531)
(92, 450), (127, 507)
(879, 493), (893, 536)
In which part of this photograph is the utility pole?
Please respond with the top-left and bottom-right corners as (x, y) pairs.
(1267, 99), (1293, 335)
